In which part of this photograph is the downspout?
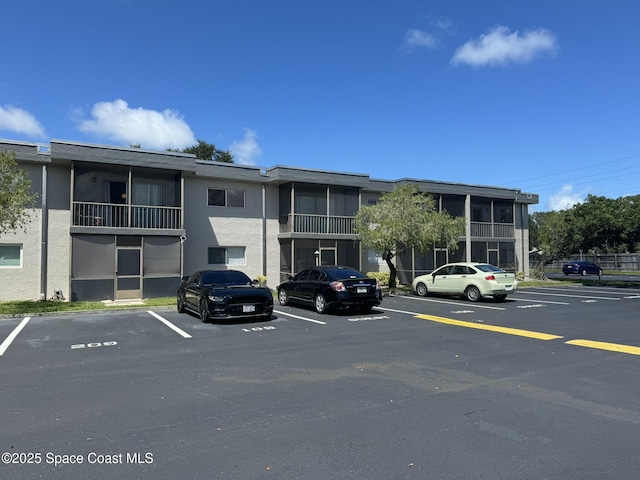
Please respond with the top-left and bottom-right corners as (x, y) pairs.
(262, 183), (267, 277)
(40, 165), (48, 300)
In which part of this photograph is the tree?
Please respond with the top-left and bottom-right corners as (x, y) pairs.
(354, 184), (465, 288)
(571, 195), (622, 253)
(182, 140), (234, 163)
(529, 210), (575, 277)
(0, 150), (38, 236)
(619, 195), (640, 253)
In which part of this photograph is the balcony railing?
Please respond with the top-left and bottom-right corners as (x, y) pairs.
(73, 202), (181, 229)
(470, 222), (514, 238)
(283, 213), (355, 235)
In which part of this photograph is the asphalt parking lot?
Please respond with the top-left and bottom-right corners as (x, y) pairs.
(2, 284), (640, 479)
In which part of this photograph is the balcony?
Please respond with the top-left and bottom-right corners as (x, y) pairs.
(282, 214), (355, 235)
(73, 202), (181, 229)
(470, 222), (514, 238)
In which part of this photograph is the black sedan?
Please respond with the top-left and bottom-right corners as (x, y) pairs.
(562, 260), (603, 276)
(177, 270), (273, 322)
(277, 265), (382, 314)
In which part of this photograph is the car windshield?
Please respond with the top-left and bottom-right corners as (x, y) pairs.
(201, 271), (252, 286)
(474, 264), (506, 273)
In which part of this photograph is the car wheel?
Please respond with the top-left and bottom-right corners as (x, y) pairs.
(581, 269), (587, 276)
(278, 289), (288, 306)
(564, 272), (569, 276)
(415, 282), (428, 297)
(361, 305), (373, 314)
(177, 293), (185, 313)
(199, 298), (210, 323)
(465, 285), (481, 302)
(493, 294), (507, 303)
(314, 294), (328, 314)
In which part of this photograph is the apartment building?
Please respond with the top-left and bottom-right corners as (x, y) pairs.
(0, 139), (538, 302)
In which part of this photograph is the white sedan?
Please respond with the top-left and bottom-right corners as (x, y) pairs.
(412, 262), (517, 302)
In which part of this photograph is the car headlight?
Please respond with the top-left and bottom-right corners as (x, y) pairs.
(208, 295), (225, 302)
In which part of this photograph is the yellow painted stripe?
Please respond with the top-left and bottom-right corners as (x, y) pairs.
(416, 314), (563, 341)
(566, 339), (640, 356)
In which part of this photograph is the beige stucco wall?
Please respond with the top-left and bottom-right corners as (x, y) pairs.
(0, 209), (42, 301)
(183, 177), (281, 290)
(46, 209), (72, 299)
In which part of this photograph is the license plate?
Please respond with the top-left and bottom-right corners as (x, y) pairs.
(505, 285), (513, 291)
(243, 304), (256, 313)
(357, 287), (367, 294)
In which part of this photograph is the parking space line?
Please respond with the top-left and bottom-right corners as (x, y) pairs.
(0, 317), (31, 356)
(274, 310), (327, 325)
(565, 339), (640, 356)
(513, 297), (571, 305)
(416, 314), (564, 341)
(519, 291), (621, 301)
(381, 307), (423, 316)
(147, 311), (192, 338)
(398, 295), (506, 310)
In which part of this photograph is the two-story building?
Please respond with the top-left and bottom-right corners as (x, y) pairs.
(0, 139), (538, 302)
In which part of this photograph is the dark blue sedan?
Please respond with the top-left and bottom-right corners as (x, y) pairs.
(562, 260), (602, 276)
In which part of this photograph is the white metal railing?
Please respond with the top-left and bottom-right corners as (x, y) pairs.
(289, 214), (355, 234)
(470, 222), (514, 238)
(73, 202), (181, 229)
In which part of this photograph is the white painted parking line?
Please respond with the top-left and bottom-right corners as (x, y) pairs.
(380, 307), (423, 316)
(0, 317), (30, 356)
(147, 311), (192, 338)
(274, 310), (327, 325)
(533, 286), (638, 295)
(518, 291), (621, 301)
(399, 295), (506, 310)
(513, 297), (571, 305)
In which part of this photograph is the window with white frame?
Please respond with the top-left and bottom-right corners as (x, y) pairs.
(208, 247), (246, 266)
(0, 245), (22, 268)
(207, 188), (245, 208)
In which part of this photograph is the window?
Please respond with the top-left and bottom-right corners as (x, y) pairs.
(367, 249), (385, 265)
(207, 188), (245, 208)
(208, 247), (246, 266)
(0, 245), (22, 268)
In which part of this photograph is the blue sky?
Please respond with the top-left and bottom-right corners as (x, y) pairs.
(1, 0), (639, 212)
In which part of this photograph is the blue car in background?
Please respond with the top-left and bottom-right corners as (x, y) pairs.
(562, 260), (602, 276)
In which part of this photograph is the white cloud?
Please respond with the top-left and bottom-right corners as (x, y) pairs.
(451, 25), (557, 67)
(229, 128), (261, 166)
(0, 105), (47, 138)
(402, 29), (437, 51)
(548, 185), (585, 211)
(76, 99), (196, 150)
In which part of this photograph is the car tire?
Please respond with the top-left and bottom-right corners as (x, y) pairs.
(314, 294), (328, 314)
(564, 272), (569, 276)
(199, 298), (210, 323)
(177, 293), (185, 313)
(465, 285), (481, 302)
(493, 294), (507, 302)
(278, 289), (288, 306)
(581, 269), (587, 276)
(415, 282), (428, 297)
(361, 305), (373, 314)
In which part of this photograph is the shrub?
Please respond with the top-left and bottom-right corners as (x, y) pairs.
(366, 271), (390, 286)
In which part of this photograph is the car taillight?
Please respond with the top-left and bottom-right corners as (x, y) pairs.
(330, 281), (346, 292)
(485, 275), (496, 281)
(376, 280), (382, 290)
